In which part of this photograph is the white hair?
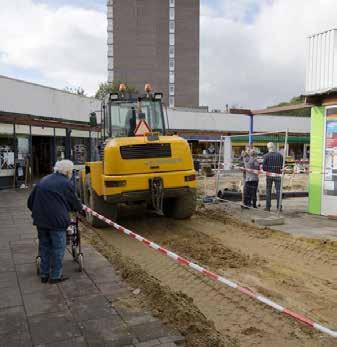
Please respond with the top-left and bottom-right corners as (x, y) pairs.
(54, 160), (74, 177)
(267, 142), (275, 152)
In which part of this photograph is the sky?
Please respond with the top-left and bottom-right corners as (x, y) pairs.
(1, 0), (337, 109)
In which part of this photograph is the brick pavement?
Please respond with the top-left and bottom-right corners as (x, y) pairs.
(0, 189), (183, 347)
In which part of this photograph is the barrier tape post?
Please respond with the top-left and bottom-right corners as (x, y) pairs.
(82, 205), (337, 339)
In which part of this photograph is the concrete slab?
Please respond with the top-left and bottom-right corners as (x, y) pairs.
(85, 265), (121, 284)
(0, 286), (22, 309)
(81, 318), (135, 346)
(68, 294), (119, 322)
(0, 271), (18, 289)
(39, 336), (87, 347)
(0, 306), (32, 346)
(28, 311), (82, 345)
(0, 306), (28, 335)
(23, 286), (68, 316)
(58, 276), (100, 299)
(115, 305), (157, 326)
(16, 263), (48, 294)
(129, 321), (173, 343)
(95, 281), (127, 296)
(12, 246), (37, 265)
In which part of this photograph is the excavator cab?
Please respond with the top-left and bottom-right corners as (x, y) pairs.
(102, 93), (165, 139)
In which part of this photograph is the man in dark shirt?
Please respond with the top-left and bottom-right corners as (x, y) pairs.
(262, 142), (284, 211)
(28, 160), (83, 283)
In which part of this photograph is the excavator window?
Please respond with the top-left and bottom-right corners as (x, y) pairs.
(105, 99), (165, 138)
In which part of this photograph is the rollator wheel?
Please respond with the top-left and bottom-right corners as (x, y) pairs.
(71, 245), (78, 261)
(78, 254), (84, 272)
(36, 256), (41, 276)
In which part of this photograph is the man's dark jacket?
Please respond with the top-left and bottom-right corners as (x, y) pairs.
(262, 151), (283, 174)
(27, 173), (82, 230)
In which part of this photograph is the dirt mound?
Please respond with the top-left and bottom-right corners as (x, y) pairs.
(159, 231), (252, 269)
(83, 225), (235, 347)
(197, 205), (273, 239)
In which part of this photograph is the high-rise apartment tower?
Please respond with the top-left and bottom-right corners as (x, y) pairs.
(107, 0), (199, 108)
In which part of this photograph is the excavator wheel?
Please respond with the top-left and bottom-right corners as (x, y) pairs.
(84, 174), (117, 228)
(163, 191), (196, 220)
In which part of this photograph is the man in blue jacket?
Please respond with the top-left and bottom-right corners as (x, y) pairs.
(28, 160), (83, 284)
(262, 142), (284, 212)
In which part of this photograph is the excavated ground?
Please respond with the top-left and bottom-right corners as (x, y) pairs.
(81, 204), (337, 347)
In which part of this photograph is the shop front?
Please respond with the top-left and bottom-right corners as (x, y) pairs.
(0, 115), (100, 189)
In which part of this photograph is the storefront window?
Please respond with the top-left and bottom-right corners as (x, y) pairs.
(71, 130), (90, 165)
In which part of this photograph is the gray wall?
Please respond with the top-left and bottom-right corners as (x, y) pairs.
(175, 0), (200, 107)
(112, 0), (199, 107)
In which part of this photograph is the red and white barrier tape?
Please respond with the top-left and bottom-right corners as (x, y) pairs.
(82, 204), (337, 338)
(240, 167), (282, 177)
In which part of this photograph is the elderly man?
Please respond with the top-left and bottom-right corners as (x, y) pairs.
(28, 160), (82, 284)
(243, 148), (259, 208)
(262, 142), (283, 212)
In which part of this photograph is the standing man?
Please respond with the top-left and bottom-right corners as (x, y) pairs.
(263, 142), (283, 212)
(239, 149), (249, 207)
(243, 149), (259, 208)
(28, 160), (83, 284)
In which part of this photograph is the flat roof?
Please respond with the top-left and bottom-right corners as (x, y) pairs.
(0, 74), (98, 101)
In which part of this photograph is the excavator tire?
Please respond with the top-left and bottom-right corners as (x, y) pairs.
(84, 174), (117, 228)
(163, 191), (196, 220)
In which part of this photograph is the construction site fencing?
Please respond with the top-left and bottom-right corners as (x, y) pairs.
(196, 130), (310, 212)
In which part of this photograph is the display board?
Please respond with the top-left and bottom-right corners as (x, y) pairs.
(321, 106), (337, 215)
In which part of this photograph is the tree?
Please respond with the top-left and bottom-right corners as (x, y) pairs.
(267, 95), (310, 117)
(268, 95), (305, 108)
(64, 86), (86, 96)
(95, 81), (138, 100)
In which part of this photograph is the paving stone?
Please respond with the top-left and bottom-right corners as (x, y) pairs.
(10, 239), (36, 248)
(95, 281), (127, 296)
(0, 285), (22, 308)
(16, 263), (48, 294)
(12, 247), (37, 265)
(0, 306), (28, 335)
(83, 256), (111, 273)
(58, 276), (99, 299)
(114, 305), (157, 326)
(0, 242), (11, 250)
(80, 317), (134, 346)
(68, 294), (118, 322)
(129, 321), (171, 343)
(0, 235), (21, 243)
(0, 332), (32, 347)
(28, 311), (81, 345)
(23, 286), (68, 316)
(0, 251), (13, 262)
(0, 218), (15, 226)
(134, 339), (161, 347)
(62, 260), (88, 279)
(159, 336), (184, 345)
(0, 306), (32, 346)
(36, 336), (87, 347)
(0, 271), (18, 289)
(85, 266), (120, 284)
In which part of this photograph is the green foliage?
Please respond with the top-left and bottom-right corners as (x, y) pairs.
(269, 95), (305, 108)
(95, 81), (138, 100)
(64, 86), (86, 96)
(267, 95), (309, 117)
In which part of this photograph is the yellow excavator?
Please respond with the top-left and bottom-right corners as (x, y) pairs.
(79, 84), (196, 227)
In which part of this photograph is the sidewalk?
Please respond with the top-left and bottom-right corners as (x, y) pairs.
(0, 190), (183, 347)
